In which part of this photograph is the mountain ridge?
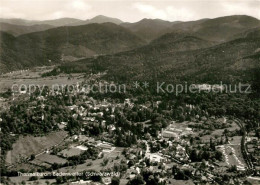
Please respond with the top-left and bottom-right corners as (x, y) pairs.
(0, 23), (146, 73)
(1, 15), (260, 78)
(0, 22), (54, 36)
(57, 35), (260, 84)
(0, 17), (82, 27)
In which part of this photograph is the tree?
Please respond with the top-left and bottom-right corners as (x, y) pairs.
(111, 176), (120, 185)
(128, 160), (135, 168)
(29, 176), (38, 181)
(90, 173), (101, 182)
(172, 164), (178, 175)
(52, 163), (59, 170)
(30, 154), (35, 161)
(56, 176), (62, 184)
(127, 175), (144, 185)
(210, 138), (215, 151)
(190, 149), (198, 162)
(215, 151), (223, 161)
(227, 165), (237, 172)
(252, 66), (260, 96)
(179, 114), (186, 122)
(190, 137), (194, 145)
(223, 174), (229, 181)
(201, 151), (210, 161)
(175, 170), (188, 180)
(146, 175), (159, 185)
(102, 158), (109, 166)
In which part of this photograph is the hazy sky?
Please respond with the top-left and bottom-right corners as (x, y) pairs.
(0, 0), (259, 22)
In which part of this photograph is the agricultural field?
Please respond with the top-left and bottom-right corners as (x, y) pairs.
(33, 153), (67, 165)
(168, 179), (195, 185)
(5, 131), (67, 165)
(8, 163), (38, 172)
(9, 176), (57, 185)
(0, 66), (85, 92)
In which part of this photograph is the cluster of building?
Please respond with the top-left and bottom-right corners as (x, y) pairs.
(192, 84), (225, 91)
(161, 122), (193, 140)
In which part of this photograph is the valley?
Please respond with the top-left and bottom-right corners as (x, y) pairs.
(0, 13), (260, 185)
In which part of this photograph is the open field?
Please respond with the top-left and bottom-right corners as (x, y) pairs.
(0, 74), (85, 92)
(168, 179), (195, 185)
(59, 147), (83, 157)
(0, 66), (54, 78)
(0, 66), (85, 92)
(9, 176), (30, 184)
(200, 129), (224, 142)
(5, 131), (67, 165)
(9, 176), (56, 185)
(8, 163), (38, 172)
(229, 136), (242, 145)
(200, 121), (240, 142)
(35, 153), (67, 165)
(56, 147), (125, 173)
(171, 121), (193, 129)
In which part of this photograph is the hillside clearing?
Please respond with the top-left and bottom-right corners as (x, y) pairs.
(5, 131), (67, 165)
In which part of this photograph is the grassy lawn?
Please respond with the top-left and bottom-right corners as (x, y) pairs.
(59, 147), (83, 158)
(229, 136), (241, 145)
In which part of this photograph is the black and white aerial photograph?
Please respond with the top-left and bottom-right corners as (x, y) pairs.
(0, 0), (260, 184)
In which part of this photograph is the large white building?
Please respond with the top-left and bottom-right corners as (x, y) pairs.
(148, 153), (165, 163)
(162, 130), (179, 139)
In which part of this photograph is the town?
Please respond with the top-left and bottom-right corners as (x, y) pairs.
(0, 68), (259, 185)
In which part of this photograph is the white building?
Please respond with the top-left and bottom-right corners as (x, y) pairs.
(162, 130), (179, 139)
(148, 153), (165, 163)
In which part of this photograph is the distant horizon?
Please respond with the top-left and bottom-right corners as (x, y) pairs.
(0, 14), (259, 24)
(1, 0), (260, 23)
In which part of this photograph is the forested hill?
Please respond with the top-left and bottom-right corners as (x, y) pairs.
(56, 34), (260, 84)
(121, 15), (260, 42)
(0, 23), (146, 73)
(1, 15), (260, 75)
